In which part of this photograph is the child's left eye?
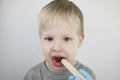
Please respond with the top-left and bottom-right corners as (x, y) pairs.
(64, 37), (72, 41)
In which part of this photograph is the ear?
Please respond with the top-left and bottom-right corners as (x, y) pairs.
(78, 34), (84, 48)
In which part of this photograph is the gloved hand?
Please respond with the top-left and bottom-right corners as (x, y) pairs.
(68, 69), (93, 80)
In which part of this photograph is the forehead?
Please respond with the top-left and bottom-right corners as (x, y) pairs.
(42, 18), (79, 37)
(45, 15), (80, 31)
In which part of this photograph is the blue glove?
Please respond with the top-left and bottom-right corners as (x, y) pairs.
(68, 69), (93, 80)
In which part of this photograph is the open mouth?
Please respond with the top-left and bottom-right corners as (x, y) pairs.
(52, 56), (65, 67)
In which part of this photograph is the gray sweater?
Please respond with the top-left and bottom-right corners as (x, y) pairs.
(24, 61), (96, 80)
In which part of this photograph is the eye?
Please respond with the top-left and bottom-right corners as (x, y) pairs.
(64, 37), (72, 41)
(44, 37), (53, 41)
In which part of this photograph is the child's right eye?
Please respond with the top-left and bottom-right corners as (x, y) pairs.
(44, 37), (53, 41)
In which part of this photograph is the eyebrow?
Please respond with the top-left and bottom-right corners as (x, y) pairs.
(42, 32), (73, 37)
(43, 34), (53, 37)
(63, 34), (72, 36)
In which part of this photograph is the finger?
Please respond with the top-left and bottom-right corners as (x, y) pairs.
(79, 69), (93, 80)
(79, 69), (89, 78)
(86, 75), (93, 80)
(74, 77), (81, 80)
(68, 76), (74, 80)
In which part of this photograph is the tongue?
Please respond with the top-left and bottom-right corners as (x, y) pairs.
(53, 57), (63, 67)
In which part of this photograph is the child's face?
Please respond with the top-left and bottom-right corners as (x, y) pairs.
(40, 19), (84, 72)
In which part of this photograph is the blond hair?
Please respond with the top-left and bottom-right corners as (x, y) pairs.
(38, 0), (84, 37)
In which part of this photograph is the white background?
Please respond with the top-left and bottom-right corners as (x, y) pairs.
(0, 0), (120, 80)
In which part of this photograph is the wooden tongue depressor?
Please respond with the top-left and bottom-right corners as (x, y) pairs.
(61, 59), (86, 80)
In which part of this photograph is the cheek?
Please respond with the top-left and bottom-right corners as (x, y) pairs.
(65, 43), (78, 59)
(68, 49), (78, 58)
(41, 41), (51, 59)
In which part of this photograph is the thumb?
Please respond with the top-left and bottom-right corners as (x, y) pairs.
(79, 69), (93, 80)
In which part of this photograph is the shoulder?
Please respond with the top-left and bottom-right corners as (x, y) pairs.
(78, 62), (96, 80)
(24, 62), (43, 80)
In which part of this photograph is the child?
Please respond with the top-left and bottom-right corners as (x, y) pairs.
(24, 0), (96, 80)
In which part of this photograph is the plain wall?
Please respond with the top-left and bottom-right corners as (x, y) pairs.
(0, 0), (120, 80)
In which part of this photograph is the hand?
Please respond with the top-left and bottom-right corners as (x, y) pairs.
(68, 69), (93, 80)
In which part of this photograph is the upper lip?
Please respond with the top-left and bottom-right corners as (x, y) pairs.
(52, 55), (66, 59)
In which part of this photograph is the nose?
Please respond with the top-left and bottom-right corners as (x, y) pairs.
(52, 41), (62, 53)
(53, 46), (62, 53)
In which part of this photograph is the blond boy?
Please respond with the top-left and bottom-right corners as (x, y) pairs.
(24, 0), (96, 80)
